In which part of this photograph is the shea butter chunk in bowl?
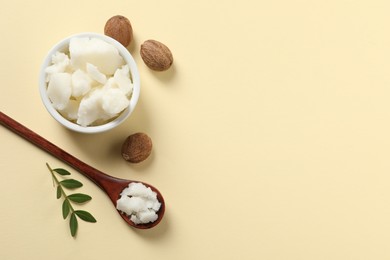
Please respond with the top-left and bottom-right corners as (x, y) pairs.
(39, 33), (140, 133)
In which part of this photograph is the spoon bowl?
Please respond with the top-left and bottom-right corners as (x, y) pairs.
(0, 111), (165, 229)
(88, 170), (165, 229)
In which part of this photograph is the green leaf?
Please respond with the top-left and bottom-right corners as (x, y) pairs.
(67, 193), (92, 203)
(70, 213), (78, 237)
(56, 186), (61, 199)
(62, 200), (70, 219)
(53, 168), (71, 176)
(74, 210), (97, 223)
(60, 179), (83, 189)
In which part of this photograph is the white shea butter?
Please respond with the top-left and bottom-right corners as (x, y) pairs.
(116, 182), (161, 225)
(45, 51), (70, 82)
(69, 37), (125, 75)
(45, 37), (134, 126)
(47, 73), (72, 110)
(71, 69), (92, 98)
(86, 63), (107, 84)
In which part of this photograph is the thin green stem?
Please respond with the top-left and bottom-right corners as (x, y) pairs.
(46, 163), (75, 213)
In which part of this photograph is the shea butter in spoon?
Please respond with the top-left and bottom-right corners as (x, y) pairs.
(116, 182), (161, 225)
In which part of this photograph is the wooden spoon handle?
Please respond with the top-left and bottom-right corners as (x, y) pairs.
(0, 111), (116, 190)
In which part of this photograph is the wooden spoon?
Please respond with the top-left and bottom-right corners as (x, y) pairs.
(0, 111), (165, 229)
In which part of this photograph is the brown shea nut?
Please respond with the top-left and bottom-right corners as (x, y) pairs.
(140, 40), (173, 71)
(121, 133), (152, 163)
(104, 15), (133, 47)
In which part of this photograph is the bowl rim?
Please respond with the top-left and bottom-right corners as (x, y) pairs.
(39, 32), (140, 134)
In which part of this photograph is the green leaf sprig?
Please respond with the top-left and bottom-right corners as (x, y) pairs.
(46, 163), (97, 237)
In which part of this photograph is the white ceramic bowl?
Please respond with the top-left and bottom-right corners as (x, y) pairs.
(39, 32), (140, 134)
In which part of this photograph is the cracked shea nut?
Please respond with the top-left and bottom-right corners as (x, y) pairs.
(104, 15), (133, 47)
(122, 133), (152, 163)
(140, 40), (173, 71)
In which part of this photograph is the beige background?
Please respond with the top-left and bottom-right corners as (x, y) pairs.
(1, 0), (390, 259)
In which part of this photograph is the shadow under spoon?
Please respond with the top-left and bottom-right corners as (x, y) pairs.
(0, 111), (165, 229)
